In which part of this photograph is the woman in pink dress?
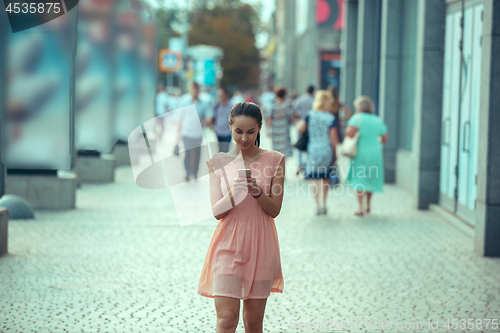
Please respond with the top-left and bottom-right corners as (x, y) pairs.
(198, 102), (286, 333)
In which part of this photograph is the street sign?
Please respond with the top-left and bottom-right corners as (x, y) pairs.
(159, 48), (182, 73)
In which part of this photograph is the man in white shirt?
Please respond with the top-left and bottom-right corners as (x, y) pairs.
(165, 88), (182, 123)
(199, 87), (216, 109)
(177, 81), (213, 181)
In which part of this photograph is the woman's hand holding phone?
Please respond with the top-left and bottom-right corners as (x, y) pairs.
(233, 169), (260, 197)
(234, 177), (260, 196)
(231, 178), (248, 198)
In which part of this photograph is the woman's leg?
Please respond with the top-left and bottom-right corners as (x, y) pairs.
(310, 180), (320, 211)
(321, 178), (330, 211)
(214, 296), (240, 333)
(366, 192), (373, 213)
(355, 190), (364, 215)
(242, 298), (268, 333)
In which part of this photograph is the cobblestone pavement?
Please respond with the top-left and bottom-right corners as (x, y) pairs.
(1, 133), (500, 333)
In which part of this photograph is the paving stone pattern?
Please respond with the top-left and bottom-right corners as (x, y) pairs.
(1, 146), (499, 332)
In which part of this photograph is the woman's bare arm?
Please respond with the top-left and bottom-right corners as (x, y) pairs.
(380, 133), (389, 144)
(207, 162), (243, 220)
(258, 157), (285, 218)
(329, 127), (340, 147)
(329, 127), (340, 160)
(290, 106), (300, 123)
(345, 125), (357, 138)
(296, 119), (307, 134)
(342, 104), (353, 120)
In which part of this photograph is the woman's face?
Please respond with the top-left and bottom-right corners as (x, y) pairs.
(230, 116), (261, 151)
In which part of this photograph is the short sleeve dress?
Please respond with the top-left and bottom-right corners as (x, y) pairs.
(268, 102), (294, 157)
(198, 149), (285, 300)
(344, 113), (387, 193)
(304, 110), (337, 179)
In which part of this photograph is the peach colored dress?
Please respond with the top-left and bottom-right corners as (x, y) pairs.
(198, 149), (285, 300)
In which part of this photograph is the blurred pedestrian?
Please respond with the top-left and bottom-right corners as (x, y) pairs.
(296, 90), (339, 215)
(344, 96), (388, 216)
(167, 88), (182, 123)
(200, 86), (216, 109)
(171, 88), (182, 108)
(199, 102), (285, 333)
(213, 87), (233, 153)
(266, 86), (294, 158)
(259, 85), (275, 118)
(244, 91), (255, 103)
(327, 85), (353, 141)
(155, 84), (169, 140)
(230, 91), (245, 105)
(289, 89), (298, 104)
(177, 81), (214, 182)
(293, 85), (315, 174)
(294, 85), (315, 118)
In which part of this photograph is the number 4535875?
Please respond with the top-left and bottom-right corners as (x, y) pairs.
(5, 2), (61, 14)
(443, 319), (498, 330)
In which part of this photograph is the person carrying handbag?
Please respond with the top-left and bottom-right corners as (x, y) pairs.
(293, 85), (315, 174)
(296, 90), (339, 215)
(344, 96), (389, 216)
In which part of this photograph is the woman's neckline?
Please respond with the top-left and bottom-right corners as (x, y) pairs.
(226, 149), (267, 168)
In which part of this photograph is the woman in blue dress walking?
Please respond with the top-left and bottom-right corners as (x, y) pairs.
(296, 90), (339, 215)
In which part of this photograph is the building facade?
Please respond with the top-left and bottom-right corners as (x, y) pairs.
(262, 0), (344, 94)
(341, 0), (500, 257)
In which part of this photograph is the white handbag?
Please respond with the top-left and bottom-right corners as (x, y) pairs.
(340, 116), (360, 158)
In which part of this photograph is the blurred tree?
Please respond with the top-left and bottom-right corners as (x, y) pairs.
(188, 0), (262, 89)
(154, 0), (181, 45)
(154, 0), (182, 87)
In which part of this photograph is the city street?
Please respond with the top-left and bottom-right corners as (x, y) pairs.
(1, 0), (500, 331)
(1, 144), (499, 332)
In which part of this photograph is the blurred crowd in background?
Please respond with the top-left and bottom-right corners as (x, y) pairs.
(157, 83), (346, 139)
(156, 83), (353, 147)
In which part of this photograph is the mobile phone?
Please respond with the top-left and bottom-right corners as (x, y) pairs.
(238, 169), (252, 178)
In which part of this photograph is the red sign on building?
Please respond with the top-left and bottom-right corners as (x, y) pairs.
(316, 0), (344, 30)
